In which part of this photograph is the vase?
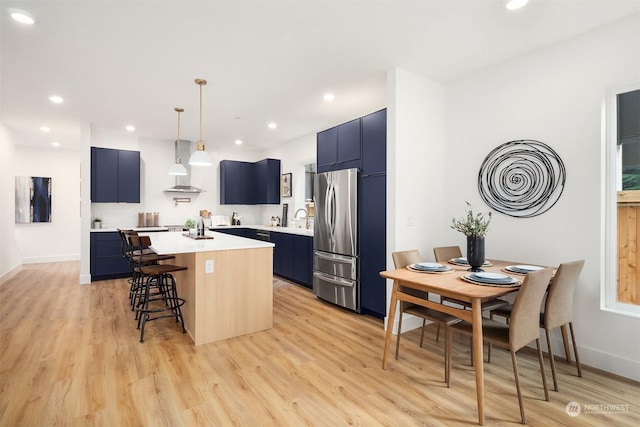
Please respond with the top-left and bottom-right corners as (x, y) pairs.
(467, 236), (485, 272)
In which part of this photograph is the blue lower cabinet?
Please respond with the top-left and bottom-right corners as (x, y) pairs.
(271, 231), (312, 289)
(293, 235), (313, 289)
(90, 232), (131, 281)
(270, 232), (284, 275)
(214, 227), (248, 237)
(274, 232), (294, 279)
(215, 228), (313, 288)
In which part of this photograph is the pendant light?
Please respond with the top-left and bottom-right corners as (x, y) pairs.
(168, 107), (188, 176)
(189, 78), (213, 166)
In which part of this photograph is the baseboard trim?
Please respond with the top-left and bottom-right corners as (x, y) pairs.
(0, 264), (23, 286)
(22, 254), (80, 264)
(533, 328), (638, 382)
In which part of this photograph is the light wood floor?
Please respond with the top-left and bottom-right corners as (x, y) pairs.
(1, 262), (638, 426)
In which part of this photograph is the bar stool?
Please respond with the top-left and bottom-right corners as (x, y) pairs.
(129, 235), (187, 342)
(121, 230), (175, 309)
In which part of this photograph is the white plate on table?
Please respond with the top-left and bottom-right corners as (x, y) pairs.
(471, 272), (512, 283)
(462, 273), (520, 287)
(407, 263), (452, 273)
(505, 265), (544, 274)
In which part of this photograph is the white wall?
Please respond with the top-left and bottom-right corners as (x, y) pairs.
(261, 133), (316, 226)
(12, 145), (82, 264)
(88, 127), (267, 228)
(78, 126), (268, 282)
(0, 124), (22, 280)
(441, 15), (640, 380)
(386, 68), (447, 332)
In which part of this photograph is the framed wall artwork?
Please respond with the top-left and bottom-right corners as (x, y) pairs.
(281, 173), (292, 198)
(15, 176), (52, 223)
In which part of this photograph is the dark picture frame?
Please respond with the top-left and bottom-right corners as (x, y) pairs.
(281, 173), (292, 197)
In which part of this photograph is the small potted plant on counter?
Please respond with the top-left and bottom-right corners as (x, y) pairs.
(184, 218), (196, 235)
(93, 217), (102, 229)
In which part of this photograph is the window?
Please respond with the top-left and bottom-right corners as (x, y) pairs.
(602, 85), (640, 317)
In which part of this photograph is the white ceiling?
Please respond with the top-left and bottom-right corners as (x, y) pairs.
(2, 0), (639, 152)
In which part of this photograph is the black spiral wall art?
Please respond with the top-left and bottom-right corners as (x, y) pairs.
(478, 140), (566, 218)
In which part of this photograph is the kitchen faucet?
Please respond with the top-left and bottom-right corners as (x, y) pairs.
(294, 208), (310, 229)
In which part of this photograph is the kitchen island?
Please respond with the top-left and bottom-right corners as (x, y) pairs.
(141, 231), (274, 345)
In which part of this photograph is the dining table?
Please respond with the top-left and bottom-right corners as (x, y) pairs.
(379, 258), (534, 426)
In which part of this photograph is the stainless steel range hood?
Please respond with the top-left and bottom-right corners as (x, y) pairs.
(164, 139), (206, 193)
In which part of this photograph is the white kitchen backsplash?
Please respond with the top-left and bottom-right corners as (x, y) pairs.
(91, 202), (264, 228)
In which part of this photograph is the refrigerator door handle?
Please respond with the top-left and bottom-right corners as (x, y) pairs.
(329, 180), (336, 249)
(313, 251), (355, 263)
(313, 271), (355, 287)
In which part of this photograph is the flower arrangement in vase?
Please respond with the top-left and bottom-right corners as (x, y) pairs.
(451, 202), (492, 272)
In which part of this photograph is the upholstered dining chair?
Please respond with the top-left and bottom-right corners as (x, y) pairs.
(433, 246), (508, 312)
(447, 267), (554, 424)
(392, 250), (461, 387)
(491, 260), (585, 392)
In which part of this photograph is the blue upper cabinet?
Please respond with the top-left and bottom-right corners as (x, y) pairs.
(255, 159), (281, 204)
(317, 118), (361, 172)
(361, 109), (387, 176)
(337, 118), (361, 163)
(220, 160), (255, 204)
(118, 149), (141, 203)
(220, 158), (280, 205)
(91, 147), (140, 203)
(91, 147), (118, 202)
(317, 127), (338, 167)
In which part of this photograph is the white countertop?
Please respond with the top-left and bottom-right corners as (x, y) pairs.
(139, 230), (274, 255)
(91, 226), (168, 233)
(91, 225), (313, 237)
(211, 225), (314, 237)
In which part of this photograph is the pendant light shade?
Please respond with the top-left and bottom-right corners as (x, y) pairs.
(169, 107), (188, 176)
(168, 162), (187, 175)
(189, 78), (213, 166)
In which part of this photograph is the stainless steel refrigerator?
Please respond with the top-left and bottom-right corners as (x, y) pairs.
(313, 168), (359, 311)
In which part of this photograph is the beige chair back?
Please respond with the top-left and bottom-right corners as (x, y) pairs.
(544, 260), (585, 330)
(509, 268), (554, 350)
(392, 250), (427, 310)
(433, 246), (462, 262)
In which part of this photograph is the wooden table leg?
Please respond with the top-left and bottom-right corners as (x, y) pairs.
(471, 298), (485, 425)
(382, 280), (399, 369)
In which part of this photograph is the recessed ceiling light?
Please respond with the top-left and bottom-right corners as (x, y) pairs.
(125, 125), (135, 132)
(323, 93), (335, 102)
(267, 122), (277, 129)
(234, 139), (243, 145)
(40, 126), (50, 132)
(51, 142), (60, 147)
(8, 8), (36, 25)
(505, 0), (528, 10)
(49, 95), (64, 104)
